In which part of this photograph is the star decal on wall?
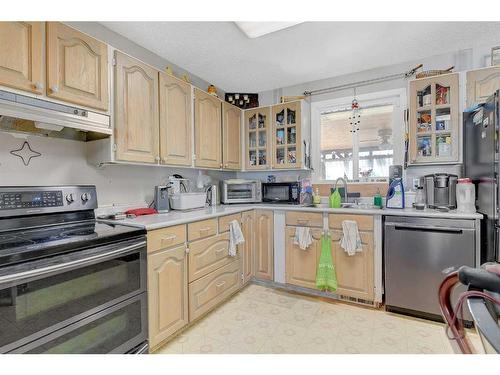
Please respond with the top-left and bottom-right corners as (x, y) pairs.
(9, 141), (42, 166)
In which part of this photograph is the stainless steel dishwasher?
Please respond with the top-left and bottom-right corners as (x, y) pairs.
(384, 216), (476, 321)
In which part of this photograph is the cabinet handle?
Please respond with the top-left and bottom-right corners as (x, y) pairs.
(215, 248), (225, 257)
(215, 281), (226, 290)
(161, 234), (177, 244)
(199, 227), (211, 233)
(50, 85), (59, 93)
(297, 219), (310, 225)
(225, 163), (229, 168)
(34, 82), (44, 91)
(185, 247), (190, 254)
(155, 156), (160, 162)
(219, 163), (223, 168)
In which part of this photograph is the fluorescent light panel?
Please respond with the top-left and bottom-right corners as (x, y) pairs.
(235, 22), (303, 38)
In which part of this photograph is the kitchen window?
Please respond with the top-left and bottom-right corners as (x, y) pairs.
(312, 89), (405, 183)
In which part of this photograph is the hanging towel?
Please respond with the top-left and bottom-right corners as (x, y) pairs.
(340, 220), (363, 256)
(293, 226), (313, 250)
(316, 233), (338, 292)
(229, 220), (245, 257)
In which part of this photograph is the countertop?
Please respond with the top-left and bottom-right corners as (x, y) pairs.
(98, 204), (483, 231)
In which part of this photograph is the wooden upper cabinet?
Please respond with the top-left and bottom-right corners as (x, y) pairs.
(222, 102), (242, 170)
(0, 22), (44, 94)
(114, 51), (159, 164)
(254, 209), (274, 280)
(466, 66), (500, 108)
(46, 22), (108, 110)
(272, 101), (302, 169)
(148, 245), (188, 349)
(285, 226), (322, 290)
(194, 88), (222, 168)
(409, 73), (459, 165)
(159, 73), (192, 166)
(245, 107), (271, 170)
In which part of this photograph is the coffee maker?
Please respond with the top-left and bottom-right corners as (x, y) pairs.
(424, 173), (458, 209)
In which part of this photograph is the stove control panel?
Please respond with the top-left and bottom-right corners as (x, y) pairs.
(0, 186), (97, 217)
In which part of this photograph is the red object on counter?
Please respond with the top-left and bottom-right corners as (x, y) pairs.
(125, 208), (157, 216)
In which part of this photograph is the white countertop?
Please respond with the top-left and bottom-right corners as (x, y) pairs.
(98, 204), (482, 230)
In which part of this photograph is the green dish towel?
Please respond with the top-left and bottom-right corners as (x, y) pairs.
(316, 233), (338, 292)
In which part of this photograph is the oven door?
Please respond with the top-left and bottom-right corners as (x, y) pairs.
(11, 293), (147, 354)
(0, 237), (146, 353)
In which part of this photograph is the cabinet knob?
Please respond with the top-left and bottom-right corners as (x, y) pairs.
(224, 163), (229, 168)
(50, 85), (59, 93)
(155, 156), (160, 162)
(185, 247), (190, 254)
(220, 163), (223, 168)
(34, 82), (44, 91)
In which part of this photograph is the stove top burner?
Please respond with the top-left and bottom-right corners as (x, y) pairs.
(0, 220), (145, 267)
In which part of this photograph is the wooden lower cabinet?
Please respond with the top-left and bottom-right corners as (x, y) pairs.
(241, 211), (255, 284)
(189, 259), (242, 321)
(330, 230), (374, 301)
(285, 226), (322, 289)
(254, 210), (274, 280)
(188, 232), (236, 282)
(148, 245), (189, 349)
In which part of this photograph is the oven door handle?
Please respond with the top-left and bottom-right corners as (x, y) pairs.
(0, 240), (146, 285)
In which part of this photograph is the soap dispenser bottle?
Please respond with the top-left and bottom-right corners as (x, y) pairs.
(329, 187), (342, 208)
(386, 178), (405, 209)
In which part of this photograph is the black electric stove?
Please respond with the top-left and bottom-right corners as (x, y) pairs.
(0, 186), (148, 354)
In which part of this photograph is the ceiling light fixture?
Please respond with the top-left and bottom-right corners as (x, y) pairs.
(235, 22), (303, 38)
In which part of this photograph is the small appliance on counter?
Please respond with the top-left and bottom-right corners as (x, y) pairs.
(221, 179), (262, 204)
(262, 182), (300, 204)
(424, 173), (458, 210)
(154, 185), (170, 213)
(169, 192), (207, 210)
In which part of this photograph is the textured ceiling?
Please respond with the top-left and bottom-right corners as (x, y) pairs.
(100, 22), (500, 92)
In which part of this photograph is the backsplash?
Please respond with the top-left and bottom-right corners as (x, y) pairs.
(0, 133), (234, 207)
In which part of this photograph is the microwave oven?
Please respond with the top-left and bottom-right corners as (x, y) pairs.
(262, 182), (300, 204)
(221, 179), (262, 204)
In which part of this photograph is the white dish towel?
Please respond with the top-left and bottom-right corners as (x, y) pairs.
(340, 220), (363, 256)
(229, 220), (245, 257)
(293, 226), (313, 250)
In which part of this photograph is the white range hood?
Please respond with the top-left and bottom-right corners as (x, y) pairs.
(0, 89), (111, 136)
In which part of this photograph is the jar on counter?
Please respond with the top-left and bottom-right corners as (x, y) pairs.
(456, 178), (476, 213)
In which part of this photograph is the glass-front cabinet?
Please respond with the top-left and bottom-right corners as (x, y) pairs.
(245, 107), (271, 169)
(272, 101), (302, 169)
(409, 73), (459, 164)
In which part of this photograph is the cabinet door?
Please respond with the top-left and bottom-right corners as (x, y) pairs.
(285, 226), (321, 289)
(272, 101), (302, 169)
(0, 22), (44, 94)
(245, 107), (271, 170)
(46, 22), (108, 110)
(194, 88), (222, 168)
(466, 66), (500, 107)
(148, 245), (188, 349)
(159, 72), (192, 166)
(330, 230), (374, 301)
(114, 51), (159, 164)
(241, 211), (255, 284)
(222, 102), (242, 170)
(254, 209), (274, 280)
(409, 73), (459, 164)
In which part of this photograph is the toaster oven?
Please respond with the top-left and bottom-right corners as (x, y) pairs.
(220, 179), (262, 204)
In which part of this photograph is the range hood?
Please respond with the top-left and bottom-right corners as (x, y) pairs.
(0, 89), (111, 139)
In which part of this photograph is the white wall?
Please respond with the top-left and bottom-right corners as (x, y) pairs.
(0, 133), (233, 207)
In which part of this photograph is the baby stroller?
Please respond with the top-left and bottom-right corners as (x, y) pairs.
(438, 264), (500, 354)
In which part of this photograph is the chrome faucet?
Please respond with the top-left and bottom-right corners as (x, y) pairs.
(334, 177), (348, 203)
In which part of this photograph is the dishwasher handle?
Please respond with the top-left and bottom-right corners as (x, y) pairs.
(392, 224), (464, 234)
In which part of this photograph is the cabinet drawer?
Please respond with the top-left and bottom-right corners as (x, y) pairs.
(328, 214), (373, 231)
(147, 224), (186, 253)
(218, 213), (242, 233)
(188, 233), (239, 282)
(189, 259), (242, 321)
(188, 218), (218, 241)
(285, 211), (323, 227)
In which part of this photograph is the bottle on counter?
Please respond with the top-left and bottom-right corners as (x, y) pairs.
(313, 188), (321, 206)
(329, 188), (342, 208)
(456, 178), (476, 213)
(373, 189), (383, 208)
(414, 186), (426, 210)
